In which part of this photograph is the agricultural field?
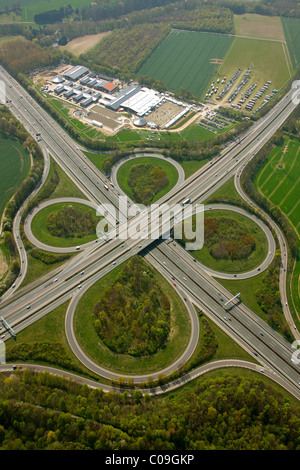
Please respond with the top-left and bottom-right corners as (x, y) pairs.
(138, 30), (234, 98)
(255, 138), (300, 236)
(0, 136), (30, 221)
(254, 137), (300, 325)
(213, 36), (292, 106)
(0, 0), (90, 22)
(60, 31), (112, 56)
(234, 14), (285, 41)
(281, 17), (300, 70)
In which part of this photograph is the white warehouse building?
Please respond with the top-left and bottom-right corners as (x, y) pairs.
(122, 87), (162, 116)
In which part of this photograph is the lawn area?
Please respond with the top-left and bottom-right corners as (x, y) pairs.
(31, 202), (99, 248)
(116, 156), (179, 204)
(74, 257), (191, 376)
(215, 274), (267, 322)
(48, 158), (88, 200)
(4, 300), (109, 384)
(0, 136), (31, 220)
(204, 176), (246, 206)
(186, 209), (269, 274)
(20, 250), (73, 288)
(181, 158), (211, 179)
(83, 151), (112, 175)
(138, 29), (234, 98)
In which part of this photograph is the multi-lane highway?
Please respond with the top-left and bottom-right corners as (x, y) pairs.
(0, 64), (299, 399)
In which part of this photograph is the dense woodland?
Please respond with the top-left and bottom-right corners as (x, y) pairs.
(46, 205), (98, 239)
(94, 256), (171, 356)
(0, 370), (299, 450)
(178, 216), (256, 261)
(127, 163), (169, 206)
(82, 23), (170, 77)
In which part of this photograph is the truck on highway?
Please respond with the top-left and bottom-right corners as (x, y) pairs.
(182, 198), (190, 205)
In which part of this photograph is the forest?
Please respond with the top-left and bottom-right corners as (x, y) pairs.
(46, 205), (98, 239)
(178, 216), (256, 261)
(127, 163), (169, 206)
(0, 369), (299, 450)
(94, 256), (171, 356)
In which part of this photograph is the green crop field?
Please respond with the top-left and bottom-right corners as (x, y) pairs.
(0, 136), (30, 220)
(255, 137), (300, 326)
(0, 0), (90, 22)
(138, 30), (234, 98)
(255, 138), (300, 236)
(281, 17), (300, 70)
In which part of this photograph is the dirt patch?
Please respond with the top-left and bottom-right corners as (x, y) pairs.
(146, 101), (184, 128)
(61, 31), (112, 55)
(234, 14), (285, 41)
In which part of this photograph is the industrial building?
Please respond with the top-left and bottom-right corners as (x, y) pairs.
(105, 85), (162, 117)
(105, 85), (142, 112)
(63, 65), (89, 82)
(52, 76), (64, 84)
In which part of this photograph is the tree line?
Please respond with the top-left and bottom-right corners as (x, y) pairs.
(0, 106), (44, 295)
(0, 369), (299, 449)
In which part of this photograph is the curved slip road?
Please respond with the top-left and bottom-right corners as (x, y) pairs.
(111, 152), (185, 202)
(65, 274), (199, 383)
(1, 359), (298, 399)
(24, 197), (100, 253)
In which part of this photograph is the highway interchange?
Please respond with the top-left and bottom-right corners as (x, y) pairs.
(0, 64), (299, 400)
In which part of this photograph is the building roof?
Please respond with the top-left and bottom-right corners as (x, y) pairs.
(106, 85), (141, 111)
(103, 81), (117, 93)
(63, 65), (89, 81)
(52, 76), (64, 84)
(133, 117), (147, 127)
